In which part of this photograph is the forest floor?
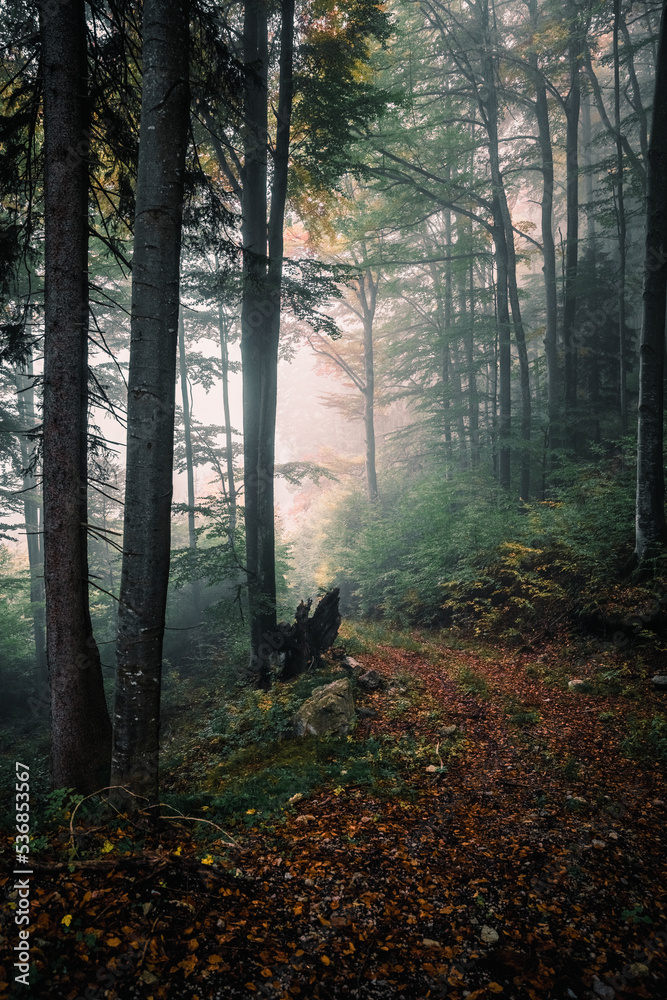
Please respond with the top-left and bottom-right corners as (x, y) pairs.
(2, 623), (667, 1000)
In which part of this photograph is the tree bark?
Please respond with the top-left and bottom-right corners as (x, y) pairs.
(563, 10), (581, 438)
(40, 0), (112, 793)
(635, 3), (667, 567)
(357, 270), (379, 502)
(14, 356), (46, 684)
(110, 0), (190, 806)
(528, 0), (558, 451)
(216, 298), (237, 544)
(241, 0), (272, 686)
(241, 0), (295, 685)
(178, 307), (203, 624)
(613, 0), (628, 435)
(484, 0), (530, 499)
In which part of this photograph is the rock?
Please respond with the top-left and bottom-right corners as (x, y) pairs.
(651, 675), (667, 690)
(441, 725), (458, 736)
(422, 938), (441, 948)
(344, 656), (362, 669)
(357, 707), (378, 719)
(568, 678), (588, 691)
(592, 978), (615, 999)
(293, 678), (356, 737)
(480, 925), (499, 945)
(628, 963), (649, 977)
(357, 669), (384, 691)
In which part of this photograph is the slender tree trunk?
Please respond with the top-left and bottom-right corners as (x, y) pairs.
(581, 84), (601, 441)
(178, 307), (202, 623)
(14, 357), (46, 684)
(40, 0), (112, 793)
(217, 300), (237, 544)
(241, 0), (294, 685)
(529, 0), (558, 449)
(110, 0), (190, 806)
(483, 1), (530, 498)
(358, 270), (379, 502)
(466, 254), (480, 467)
(614, 0), (628, 435)
(241, 0), (271, 686)
(492, 215), (511, 490)
(563, 13), (581, 440)
(635, 3), (667, 567)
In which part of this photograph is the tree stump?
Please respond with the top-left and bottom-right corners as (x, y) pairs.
(271, 588), (341, 681)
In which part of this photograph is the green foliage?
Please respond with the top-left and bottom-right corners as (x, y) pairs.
(0, 546), (35, 696)
(37, 788), (84, 830)
(456, 665), (491, 700)
(293, 455), (639, 641)
(621, 905), (653, 925)
(311, 469), (520, 626)
(622, 714), (667, 769)
(506, 701), (540, 726)
(562, 757), (581, 780)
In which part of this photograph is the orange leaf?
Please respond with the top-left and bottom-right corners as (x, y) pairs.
(488, 985), (504, 994)
(321, 955), (331, 966)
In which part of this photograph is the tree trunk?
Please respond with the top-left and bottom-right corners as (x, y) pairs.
(216, 298), (237, 544)
(529, 0), (558, 450)
(39, 0), (112, 794)
(110, 0), (190, 807)
(241, 0), (295, 686)
(613, 0), (628, 435)
(14, 356), (46, 685)
(178, 307), (203, 624)
(635, 3), (667, 567)
(484, 1), (530, 499)
(563, 13), (581, 440)
(358, 270), (379, 502)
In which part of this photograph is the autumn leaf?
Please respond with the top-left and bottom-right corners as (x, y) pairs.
(61, 915), (72, 927)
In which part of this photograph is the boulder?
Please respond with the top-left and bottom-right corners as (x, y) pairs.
(651, 675), (667, 690)
(293, 678), (356, 737)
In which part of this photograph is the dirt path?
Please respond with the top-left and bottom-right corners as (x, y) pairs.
(4, 640), (666, 1000)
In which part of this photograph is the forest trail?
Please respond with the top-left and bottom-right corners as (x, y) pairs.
(3, 637), (667, 1000)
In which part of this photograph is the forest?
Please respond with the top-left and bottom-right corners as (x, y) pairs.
(2, 0), (667, 996)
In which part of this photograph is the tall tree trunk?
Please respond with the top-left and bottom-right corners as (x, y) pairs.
(241, 0), (271, 686)
(580, 84), (601, 442)
(484, 0), (530, 499)
(178, 307), (203, 623)
(14, 356), (46, 685)
(479, 9), (510, 489)
(529, 0), (558, 450)
(241, 0), (294, 686)
(492, 213), (511, 490)
(216, 298), (237, 545)
(465, 254), (480, 467)
(39, 0), (112, 793)
(110, 0), (190, 806)
(563, 10), (581, 440)
(357, 270), (379, 502)
(613, 0), (628, 435)
(635, 3), (667, 567)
